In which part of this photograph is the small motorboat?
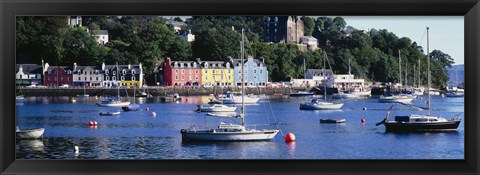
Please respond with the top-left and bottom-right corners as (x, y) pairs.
(99, 111), (121, 116)
(16, 127), (45, 139)
(206, 112), (240, 118)
(445, 92), (464, 98)
(320, 118), (346, 123)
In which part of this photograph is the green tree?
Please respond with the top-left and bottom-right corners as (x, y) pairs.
(301, 16), (314, 36)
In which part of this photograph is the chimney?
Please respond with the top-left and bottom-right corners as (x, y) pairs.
(19, 65), (23, 73)
(74, 63), (77, 71)
(128, 64), (131, 69)
(196, 58), (201, 63)
(102, 63), (105, 71)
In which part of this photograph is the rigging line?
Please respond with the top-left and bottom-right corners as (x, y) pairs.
(418, 28), (427, 48)
(263, 101), (271, 124)
(268, 98), (278, 124)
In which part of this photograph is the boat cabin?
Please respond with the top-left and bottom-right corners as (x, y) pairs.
(211, 123), (245, 132)
(394, 115), (447, 123)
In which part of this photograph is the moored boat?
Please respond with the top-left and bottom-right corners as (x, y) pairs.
(96, 98), (131, 107)
(300, 98), (344, 110)
(320, 118), (346, 123)
(378, 94), (415, 104)
(16, 127), (45, 139)
(16, 95), (26, 103)
(445, 92), (464, 97)
(289, 91), (314, 97)
(99, 111), (121, 116)
(197, 104), (237, 112)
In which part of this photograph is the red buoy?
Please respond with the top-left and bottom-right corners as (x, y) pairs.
(361, 118), (366, 124)
(89, 121), (95, 126)
(145, 107), (150, 111)
(150, 112), (157, 117)
(285, 132), (296, 143)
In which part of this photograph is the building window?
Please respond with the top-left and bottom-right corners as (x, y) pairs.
(105, 70), (109, 75)
(205, 69), (208, 73)
(90, 77), (92, 81)
(175, 76), (178, 80)
(189, 75), (192, 80)
(113, 71), (116, 75)
(195, 75), (198, 80)
(260, 70), (263, 74)
(96, 77), (98, 81)
(106, 76), (109, 81)
(123, 70), (126, 75)
(19, 75), (22, 79)
(181, 75), (184, 80)
(132, 70), (135, 74)
(84, 77), (87, 81)
(228, 76), (231, 80)
(182, 70), (185, 74)
(196, 70), (199, 74)
(189, 70), (192, 74)
(121, 76), (125, 81)
(254, 70), (257, 74)
(175, 70), (179, 74)
(132, 76), (135, 81)
(112, 76), (116, 81)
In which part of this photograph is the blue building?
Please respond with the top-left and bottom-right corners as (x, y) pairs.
(231, 56), (268, 86)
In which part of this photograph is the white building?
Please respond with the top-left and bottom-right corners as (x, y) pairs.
(89, 30), (109, 45)
(181, 30), (195, 42)
(68, 16), (82, 27)
(299, 36), (318, 50)
(333, 74), (365, 90)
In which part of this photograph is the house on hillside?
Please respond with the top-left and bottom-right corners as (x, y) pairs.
(263, 16), (304, 44)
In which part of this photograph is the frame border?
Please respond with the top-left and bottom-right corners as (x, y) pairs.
(1, 0), (479, 174)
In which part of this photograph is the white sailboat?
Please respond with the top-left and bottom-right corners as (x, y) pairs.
(376, 27), (461, 132)
(16, 127), (45, 139)
(378, 50), (416, 103)
(96, 63), (130, 107)
(181, 29), (279, 142)
(218, 91), (260, 104)
(197, 104), (237, 112)
(300, 50), (344, 110)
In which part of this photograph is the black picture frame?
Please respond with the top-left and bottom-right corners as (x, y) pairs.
(1, 0), (479, 174)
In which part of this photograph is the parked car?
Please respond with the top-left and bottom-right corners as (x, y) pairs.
(60, 84), (69, 88)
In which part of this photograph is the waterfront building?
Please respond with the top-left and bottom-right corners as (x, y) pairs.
(102, 63), (143, 88)
(163, 57), (202, 86)
(44, 66), (74, 87)
(231, 56), (268, 86)
(89, 30), (109, 45)
(180, 29), (195, 42)
(305, 69), (335, 87)
(200, 59), (234, 87)
(15, 64), (43, 86)
(72, 63), (104, 87)
(263, 16), (304, 44)
(333, 74), (365, 91)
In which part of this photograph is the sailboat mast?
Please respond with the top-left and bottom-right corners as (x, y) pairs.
(418, 58), (421, 88)
(426, 27), (431, 114)
(398, 50), (402, 86)
(241, 28), (245, 126)
(116, 62), (120, 98)
(323, 51), (327, 99)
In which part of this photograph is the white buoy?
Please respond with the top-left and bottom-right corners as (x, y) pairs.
(363, 107), (367, 110)
(74, 145), (80, 156)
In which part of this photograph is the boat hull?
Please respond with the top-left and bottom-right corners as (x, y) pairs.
(289, 93), (314, 97)
(122, 103), (141, 111)
(445, 93), (464, 98)
(198, 106), (237, 112)
(96, 101), (131, 107)
(99, 112), (121, 116)
(320, 119), (346, 123)
(384, 121), (461, 132)
(181, 129), (279, 142)
(16, 128), (45, 139)
(300, 102), (344, 110)
(378, 96), (415, 103)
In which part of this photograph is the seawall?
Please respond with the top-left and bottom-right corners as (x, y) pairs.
(18, 87), (296, 97)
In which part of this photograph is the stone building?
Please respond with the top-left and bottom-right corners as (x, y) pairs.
(263, 16), (304, 44)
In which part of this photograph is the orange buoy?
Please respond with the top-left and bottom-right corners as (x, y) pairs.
(285, 132), (296, 143)
(145, 107), (150, 111)
(361, 118), (366, 124)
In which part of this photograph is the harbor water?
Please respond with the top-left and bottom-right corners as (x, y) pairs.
(16, 95), (464, 159)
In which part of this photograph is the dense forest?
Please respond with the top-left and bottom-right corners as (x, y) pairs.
(16, 16), (455, 87)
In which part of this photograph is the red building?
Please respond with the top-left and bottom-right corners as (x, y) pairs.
(44, 66), (74, 87)
(163, 57), (202, 86)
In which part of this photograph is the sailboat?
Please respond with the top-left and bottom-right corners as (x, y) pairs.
(376, 27), (461, 132)
(378, 50), (416, 104)
(300, 50), (344, 110)
(333, 57), (368, 99)
(180, 29), (279, 141)
(96, 63), (131, 107)
(16, 89), (26, 103)
(122, 85), (141, 111)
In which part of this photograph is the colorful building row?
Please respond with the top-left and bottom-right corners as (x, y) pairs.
(16, 62), (143, 88)
(162, 56), (268, 87)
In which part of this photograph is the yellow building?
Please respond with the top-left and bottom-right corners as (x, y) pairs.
(200, 61), (234, 87)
